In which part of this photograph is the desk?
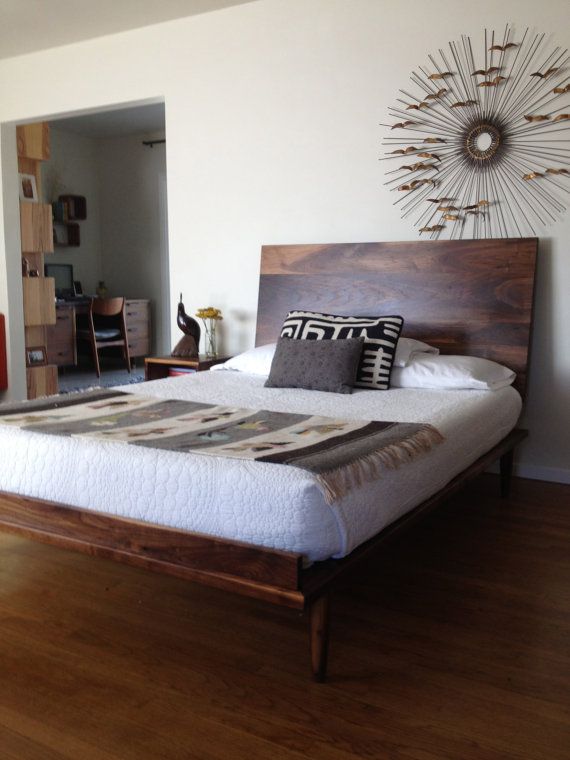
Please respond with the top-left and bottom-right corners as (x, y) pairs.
(47, 299), (151, 367)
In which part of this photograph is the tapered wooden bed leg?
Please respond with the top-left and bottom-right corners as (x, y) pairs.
(500, 449), (514, 498)
(309, 593), (330, 682)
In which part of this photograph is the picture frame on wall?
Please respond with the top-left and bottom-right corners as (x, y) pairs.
(18, 173), (38, 202)
(25, 346), (47, 367)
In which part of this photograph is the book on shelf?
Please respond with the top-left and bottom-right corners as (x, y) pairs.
(52, 200), (68, 223)
(168, 367), (197, 377)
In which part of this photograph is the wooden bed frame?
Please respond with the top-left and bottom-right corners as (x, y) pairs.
(0, 239), (538, 681)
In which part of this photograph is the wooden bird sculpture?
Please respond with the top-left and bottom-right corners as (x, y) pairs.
(171, 293), (201, 358)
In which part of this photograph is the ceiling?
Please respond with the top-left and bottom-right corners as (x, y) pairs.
(51, 102), (166, 138)
(0, 0), (257, 60)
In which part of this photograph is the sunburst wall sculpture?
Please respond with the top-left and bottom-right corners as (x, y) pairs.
(381, 25), (570, 238)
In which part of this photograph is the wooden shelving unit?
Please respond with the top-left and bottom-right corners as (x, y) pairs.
(20, 202), (54, 253)
(17, 121), (57, 398)
(52, 194), (86, 247)
(53, 221), (80, 247)
(59, 194), (86, 220)
(17, 122), (50, 162)
(22, 278), (55, 326)
(26, 365), (58, 398)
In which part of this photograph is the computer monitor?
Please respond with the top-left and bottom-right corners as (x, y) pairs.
(44, 263), (74, 298)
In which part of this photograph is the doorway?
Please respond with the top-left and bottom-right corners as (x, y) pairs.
(41, 101), (170, 392)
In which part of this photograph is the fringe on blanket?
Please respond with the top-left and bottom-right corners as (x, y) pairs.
(315, 424), (445, 504)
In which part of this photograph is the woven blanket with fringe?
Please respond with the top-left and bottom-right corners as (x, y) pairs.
(0, 389), (444, 504)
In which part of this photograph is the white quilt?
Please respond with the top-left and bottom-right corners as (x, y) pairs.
(0, 372), (521, 561)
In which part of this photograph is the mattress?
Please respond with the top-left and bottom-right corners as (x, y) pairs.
(0, 372), (521, 562)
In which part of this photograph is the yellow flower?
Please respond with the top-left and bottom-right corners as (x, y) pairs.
(196, 307), (223, 320)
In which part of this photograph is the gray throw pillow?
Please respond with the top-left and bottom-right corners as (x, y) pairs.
(264, 336), (364, 394)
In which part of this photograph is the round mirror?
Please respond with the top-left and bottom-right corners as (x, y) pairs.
(465, 123), (501, 161)
(475, 131), (494, 152)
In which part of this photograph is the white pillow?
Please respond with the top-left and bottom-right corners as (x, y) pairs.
(211, 343), (276, 375)
(394, 337), (439, 367)
(390, 354), (516, 391)
(213, 337), (436, 376)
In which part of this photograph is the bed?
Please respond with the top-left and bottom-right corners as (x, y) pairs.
(0, 239), (538, 680)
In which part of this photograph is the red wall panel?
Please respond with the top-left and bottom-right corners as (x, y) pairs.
(0, 314), (7, 390)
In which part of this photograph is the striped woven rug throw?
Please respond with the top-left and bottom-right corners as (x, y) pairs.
(0, 389), (444, 504)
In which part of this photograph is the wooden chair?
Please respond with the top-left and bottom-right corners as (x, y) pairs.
(77, 298), (131, 378)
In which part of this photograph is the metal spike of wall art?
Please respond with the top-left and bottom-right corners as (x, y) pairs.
(380, 25), (570, 238)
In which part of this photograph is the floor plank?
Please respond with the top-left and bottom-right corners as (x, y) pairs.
(0, 475), (568, 759)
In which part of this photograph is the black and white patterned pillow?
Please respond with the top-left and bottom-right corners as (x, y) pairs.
(280, 310), (404, 390)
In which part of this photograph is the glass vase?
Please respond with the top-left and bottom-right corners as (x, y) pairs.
(204, 321), (217, 359)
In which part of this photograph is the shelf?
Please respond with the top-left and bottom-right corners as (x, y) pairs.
(26, 365), (58, 398)
(52, 195), (85, 247)
(53, 221), (80, 247)
(20, 202), (54, 253)
(58, 194), (86, 221)
(17, 123), (50, 161)
(22, 277), (56, 326)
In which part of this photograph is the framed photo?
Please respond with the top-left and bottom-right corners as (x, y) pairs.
(26, 346), (47, 367)
(19, 173), (38, 202)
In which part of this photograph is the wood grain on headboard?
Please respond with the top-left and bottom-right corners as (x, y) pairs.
(256, 239), (538, 397)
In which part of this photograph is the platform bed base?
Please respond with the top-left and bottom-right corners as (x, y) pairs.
(0, 429), (526, 681)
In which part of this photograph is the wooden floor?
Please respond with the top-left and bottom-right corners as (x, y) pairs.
(0, 475), (568, 760)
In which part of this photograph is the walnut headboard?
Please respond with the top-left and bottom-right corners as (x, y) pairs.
(255, 239), (538, 397)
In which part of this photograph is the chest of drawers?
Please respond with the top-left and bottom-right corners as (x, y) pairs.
(124, 299), (151, 359)
(46, 306), (76, 366)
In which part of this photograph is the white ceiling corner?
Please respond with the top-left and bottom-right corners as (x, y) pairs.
(0, 0), (258, 60)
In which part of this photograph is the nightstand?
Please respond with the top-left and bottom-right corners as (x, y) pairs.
(144, 355), (230, 381)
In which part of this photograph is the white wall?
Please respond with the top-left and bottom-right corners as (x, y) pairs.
(98, 133), (169, 354)
(0, 125), (25, 396)
(42, 127), (103, 294)
(0, 0), (568, 481)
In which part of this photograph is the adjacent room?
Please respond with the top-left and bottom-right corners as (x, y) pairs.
(19, 101), (169, 394)
(0, 1), (568, 759)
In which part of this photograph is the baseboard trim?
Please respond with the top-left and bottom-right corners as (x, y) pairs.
(487, 462), (570, 485)
(513, 464), (570, 485)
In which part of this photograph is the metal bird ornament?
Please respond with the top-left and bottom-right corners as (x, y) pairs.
(419, 224), (445, 233)
(489, 42), (517, 51)
(171, 293), (201, 358)
(387, 146), (418, 154)
(425, 88), (448, 100)
(530, 67), (559, 79)
(391, 120), (419, 129)
(428, 72), (453, 80)
(472, 66), (501, 76)
(417, 152), (441, 160)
